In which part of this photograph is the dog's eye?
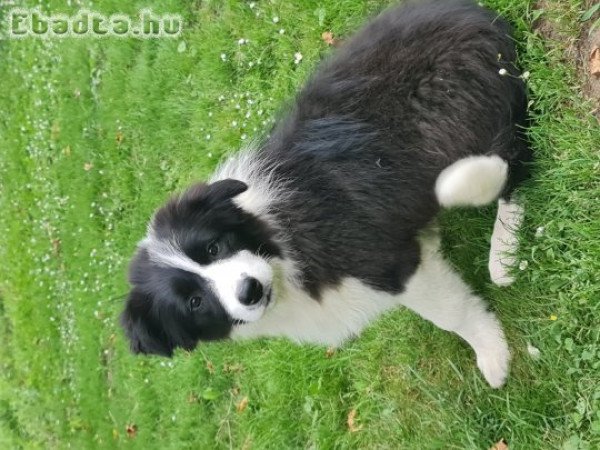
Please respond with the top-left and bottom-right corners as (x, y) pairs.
(207, 241), (220, 257)
(189, 296), (204, 311)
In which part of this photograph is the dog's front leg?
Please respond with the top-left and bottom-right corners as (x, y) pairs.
(398, 233), (511, 388)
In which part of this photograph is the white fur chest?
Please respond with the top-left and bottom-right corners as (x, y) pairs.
(230, 270), (401, 347)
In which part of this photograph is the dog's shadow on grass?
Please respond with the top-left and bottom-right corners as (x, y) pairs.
(439, 206), (498, 294)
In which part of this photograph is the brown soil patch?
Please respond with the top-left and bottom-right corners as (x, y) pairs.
(578, 1), (600, 116)
(534, 0), (600, 117)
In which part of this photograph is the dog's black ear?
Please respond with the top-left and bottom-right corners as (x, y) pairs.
(179, 179), (248, 209)
(120, 288), (174, 357)
(206, 179), (248, 201)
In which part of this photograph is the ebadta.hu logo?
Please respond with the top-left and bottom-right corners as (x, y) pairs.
(5, 8), (183, 38)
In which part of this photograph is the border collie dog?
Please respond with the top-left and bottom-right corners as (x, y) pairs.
(121, 0), (531, 388)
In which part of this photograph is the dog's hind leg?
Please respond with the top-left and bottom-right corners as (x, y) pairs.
(488, 198), (523, 286)
(399, 232), (511, 388)
(435, 155), (524, 285)
(435, 155), (508, 207)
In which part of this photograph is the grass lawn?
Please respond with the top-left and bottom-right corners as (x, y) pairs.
(1, 0), (599, 448)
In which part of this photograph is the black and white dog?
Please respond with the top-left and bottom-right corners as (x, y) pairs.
(121, 0), (531, 388)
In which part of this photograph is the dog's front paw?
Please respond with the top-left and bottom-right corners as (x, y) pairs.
(476, 339), (511, 388)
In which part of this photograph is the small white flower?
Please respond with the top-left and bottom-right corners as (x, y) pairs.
(279, 28), (285, 34)
(205, 134), (211, 140)
(272, 16), (279, 23)
(521, 71), (530, 80)
(220, 53), (227, 61)
(208, 152), (213, 158)
(294, 52), (303, 64)
(535, 226), (545, 238)
(241, 134), (248, 140)
(498, 68), (508, 76)
(238, 38), (247, 45)
(231, 120), (238, 127)
(527, 342), (541, 360)
(519, 260), (528, 271)
(249, 2), (256, 8)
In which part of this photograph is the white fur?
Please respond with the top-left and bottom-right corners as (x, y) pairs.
(231, 272), (399, 346)
(232, 231), (510, 388)
(141, 233), (272, 322)
(211, 148), (286, 224)
(489, 199), (523, 286)
(435, 155), (508, 207)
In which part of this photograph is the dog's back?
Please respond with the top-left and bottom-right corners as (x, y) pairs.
(254, 0), (530, 297)
(274, 0), (528, 169)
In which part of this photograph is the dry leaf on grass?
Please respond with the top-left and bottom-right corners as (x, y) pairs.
(321, 31), (341, 47)
(490, 438), (509, 450)
(590, 47), (600, 77)
(236, 396), (249, 413)
(51, 238), (61, 256)
(116, 131), (124, 145)
(206, 360), (215, 374)
(347, 409), (362, 432)
(325, 347), (336, 358)
(84, 162), (93, 171)
(223, 362), (244, 373)
(125, 424), (138, 438)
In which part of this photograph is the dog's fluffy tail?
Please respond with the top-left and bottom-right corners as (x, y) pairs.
(435, 155), (508, 207)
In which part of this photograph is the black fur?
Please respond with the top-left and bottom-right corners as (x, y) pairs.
(121, 0), (530, 355)
(254, 0), (530, 298)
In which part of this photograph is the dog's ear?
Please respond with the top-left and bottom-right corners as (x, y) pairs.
(120, 288), (174, 357)
(206, 179), (248, 201)
(180, 179), (248, 207)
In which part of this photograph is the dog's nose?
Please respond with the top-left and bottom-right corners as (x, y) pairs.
(237, 277), (264, 306)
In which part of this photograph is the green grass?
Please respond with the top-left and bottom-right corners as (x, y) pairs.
(1, 0), (599, 448)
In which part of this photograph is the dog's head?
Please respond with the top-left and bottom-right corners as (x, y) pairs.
(120, 179), (281, 356)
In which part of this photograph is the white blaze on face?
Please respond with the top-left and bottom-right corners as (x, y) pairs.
(202, 250), (273, 321)
(141, 234), (273, 322)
